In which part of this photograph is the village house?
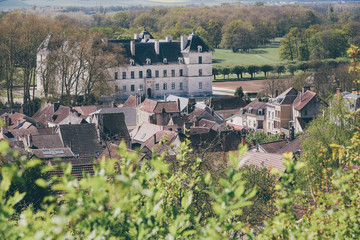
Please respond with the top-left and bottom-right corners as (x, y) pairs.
(242, 99), (266, 132)
(265, 87), (298, 134)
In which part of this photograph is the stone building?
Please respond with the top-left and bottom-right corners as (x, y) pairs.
(36, 28), (212, 99)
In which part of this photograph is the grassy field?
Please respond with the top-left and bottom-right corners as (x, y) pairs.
(212, 39), (282, 67)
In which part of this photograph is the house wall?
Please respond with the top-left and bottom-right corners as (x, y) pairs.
(280, 105), (292, 129)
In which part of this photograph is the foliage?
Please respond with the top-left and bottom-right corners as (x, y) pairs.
(245, 132), (281, 146)
(234, 86), (244, 98)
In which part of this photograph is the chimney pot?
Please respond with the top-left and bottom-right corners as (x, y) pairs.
(130, 40), (135, 56)
(155, 39), (159, 55)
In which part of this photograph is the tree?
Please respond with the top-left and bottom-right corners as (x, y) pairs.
(221, 67), (231, 80)
(247, 65), (259, 80)
(231, 65), (246, 80)
(234, 86), (244, 98)
(212, 67), (220, 80)
(275, 65), (285, 78)
(287, 63), (297, 76)
(221, 20), (258, 52)
(206, 18), (223, 48)
(279, 28), (301, 61)
(113, 11), (130, 29)
(310, 29), (348, 59)
(260, 65), (274, 79)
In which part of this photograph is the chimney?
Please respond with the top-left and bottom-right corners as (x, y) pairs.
(280, 132), (285, 140)
(154, 39), (159, 55)
(275, 90), (279, 97)
(3, 115), (9, 126)
(134, 33), (139, 39)
(181, 35), (188, 50)
(303, 86), (310, 93)
(177, 99), (181, 112)
(154, 133), (156, 145)
(289, 126), (295, 141)
(336, 88), (341, 101)
(130, 40), (135, 56)
(252, 139), (256, 147)
(165, 36), (173, 42)
(143, 34), (150, 42)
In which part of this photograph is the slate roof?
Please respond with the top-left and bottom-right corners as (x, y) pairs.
(271, 87), (298, 105)
(189, 106), (225, 123)
(243, 99), (266, 112)
(31, 148), (74, 159)
(276, 138), (302, 154)
(59, 124), (102, 157)
(293, 90), (317, 111)
(258, 140), (288, 153)
(98, 107), (137, 126)
(206, 96), (247, 111)
(100, 112), (130, 141)
(183, 32), (210, 52)
(31, 134), (63, 149)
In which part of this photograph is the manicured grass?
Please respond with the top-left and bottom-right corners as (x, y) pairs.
(213, 39), (283, 67)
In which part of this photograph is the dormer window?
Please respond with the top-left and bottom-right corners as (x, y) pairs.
(146, 58), (151, 65)
(130, 59), (135, 66)
(198, 45), (202, 52)
(178, 57), (184, 63)
(163, 58), (168, 64)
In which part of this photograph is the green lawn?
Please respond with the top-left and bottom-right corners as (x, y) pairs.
(213, 39), (283, 67)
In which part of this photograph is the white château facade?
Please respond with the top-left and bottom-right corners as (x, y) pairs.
(36, 29), (213, 99)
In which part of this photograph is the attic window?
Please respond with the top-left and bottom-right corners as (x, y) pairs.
(163, 58), (168, 64)
(198, 45), (202, 52)
(42, 150), (52, 155)
(55, 149), (64, 155)
(140, 134), (146, 139)
(178, 57), (184, 64)
(130, 59), (135, 66)
(146, 58), (151, 65)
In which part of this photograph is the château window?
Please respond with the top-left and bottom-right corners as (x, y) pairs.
(115, 72), (118, 80)
(122, 72), (126, 79)
(171, 69), (175, 77)
(146, 58), (151, 65)
(146, 69), (152, 78)
(199, 69), (202, 76)
(139, 84), (143, 91)
(139, 71), (143, 78)
(198, 45), (202, 52)
(115, 85), (119, 92)
(123, 85), (126, 92)
(199, 82), (202, 89)
(179, 69), (183, 76)
(163, 70), (167, 77)
(156, 83), (159, 90)
(163, 83), (167, 90)
(163, 58), (168, 64)
(172, 82), (175, 90)
(180, 82), (183, 90)
(131, 85), (135, 92)
(178, 57), (184, 63)
(130, 59), (135, 66)
(198, 56), (202, 64)
(155, 70), (159, 78)
(131, 71), (135, 79)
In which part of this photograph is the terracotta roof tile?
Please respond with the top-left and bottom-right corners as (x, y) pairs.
(293, 90), (317, 111)
(153, 101), (180, 113)
(137, 99), (157, 113)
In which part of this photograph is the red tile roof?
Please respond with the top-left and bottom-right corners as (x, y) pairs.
(153, 101), (180, 114)
(293, 90), (317, 111)
(240, 151), (286, 172)
(137, 99), (157, 113)
(123, 95), (136, 107)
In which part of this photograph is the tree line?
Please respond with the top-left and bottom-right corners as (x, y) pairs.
(213, 58), (350, 80)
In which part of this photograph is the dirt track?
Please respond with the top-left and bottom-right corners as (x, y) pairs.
(213, 78), (290, 92)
